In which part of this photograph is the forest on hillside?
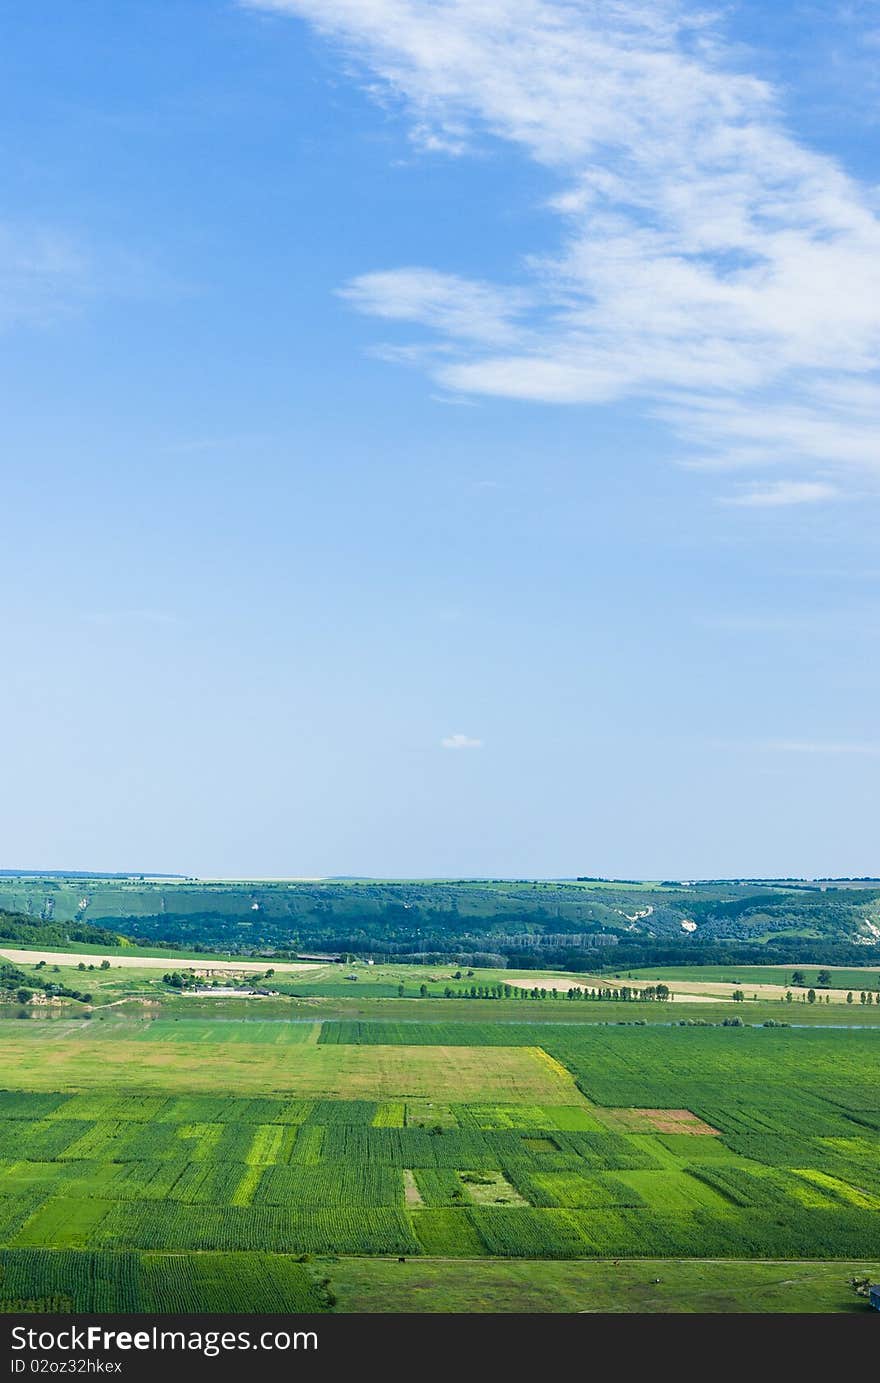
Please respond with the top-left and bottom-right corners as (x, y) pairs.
(1, 876), (879, 971)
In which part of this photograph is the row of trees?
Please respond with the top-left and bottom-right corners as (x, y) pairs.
(784, 988), (880, 1004)
(402, 981), (672, 1002)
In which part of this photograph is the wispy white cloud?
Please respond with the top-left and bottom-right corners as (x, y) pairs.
(720, 479), (838, 508)
(0, 223), (91, 330)
(764, 739), (880, 757)
(244, 0), (880, 494)
(340, 268), (527, 345)
(441, 732), (483, 749)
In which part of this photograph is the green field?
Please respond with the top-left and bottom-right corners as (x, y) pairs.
(0, 1027), (584, 1101)
(0, 1010), (878, 1311)
(327, 1257), (880, 1313)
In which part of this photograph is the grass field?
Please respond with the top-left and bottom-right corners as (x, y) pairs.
(0, 1028), (584, 1100)
(326, 1257), (880, 1313)
(2, 951), (880, 1313)
(151, 992), (880, 1024)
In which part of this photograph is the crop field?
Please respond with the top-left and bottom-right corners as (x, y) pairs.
(0, 1249), (330, 1313)
(627, 964), (880, 990)
(0, 1013), (878, 1311)
(0, 1026), (583, 1101)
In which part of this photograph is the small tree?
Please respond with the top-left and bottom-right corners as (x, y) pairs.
(16, 988), (32, 1004)
(807, 989), (816, 1004)
(100, 959), (111, 970)
(846, 991), (853, 1004)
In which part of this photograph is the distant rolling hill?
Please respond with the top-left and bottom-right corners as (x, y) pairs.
(1, 875), (878, 970)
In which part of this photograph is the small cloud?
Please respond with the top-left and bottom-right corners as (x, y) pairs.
(0, 222), (91, 331)
(429, 392), (479, 407)
(764, 739), (880, 757)
(441, 732), (483, 750)
(339, 267), (528, 346)
(720, 480), (838, 508)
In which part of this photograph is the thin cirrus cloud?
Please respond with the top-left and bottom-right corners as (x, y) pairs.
(764, 740), (880, 757)
(441, 733), (483, 750)
(0, 223), (91, 330)
(720, 480), (839, 509)
(340, 268), (527, 346)
(244, 0), (880, 500)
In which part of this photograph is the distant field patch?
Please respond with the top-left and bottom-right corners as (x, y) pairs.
(459, 1104), (603, 1132)
(405, 1102), (458, 1129)
(134, 1021), (316, 1045)
(373, 1102), (405, 1128)
(0, 1035), (586, 1103)
(596, 1108), (721, 1136)
(402, 1170), (423, 1206)
(460, 1171), (527, 1207)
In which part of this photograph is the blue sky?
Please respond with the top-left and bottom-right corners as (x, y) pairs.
(3, 0), (880, 879)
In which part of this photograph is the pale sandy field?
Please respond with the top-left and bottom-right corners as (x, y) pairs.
(0, 948), (324, 976)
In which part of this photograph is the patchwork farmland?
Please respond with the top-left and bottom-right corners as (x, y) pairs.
(0, 1014), (878, 1311)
